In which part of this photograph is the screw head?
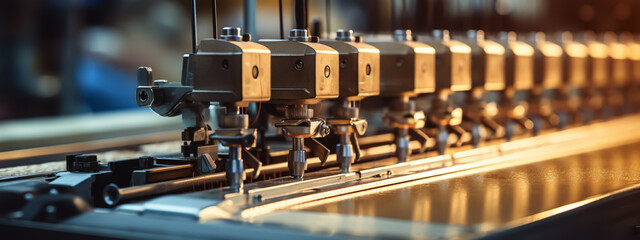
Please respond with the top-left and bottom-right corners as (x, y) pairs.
(138, 90), (149, 102)
(222, 59), (230, 70)
(295, 60), (304, 70)
(340, 58), (348, 68)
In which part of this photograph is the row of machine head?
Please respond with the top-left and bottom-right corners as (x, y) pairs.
(135, 26), (640, 192)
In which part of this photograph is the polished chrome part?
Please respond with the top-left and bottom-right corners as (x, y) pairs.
(335, 29), (354, 42)
(289, 29), (309, 42)
(220, 27), (242, 41)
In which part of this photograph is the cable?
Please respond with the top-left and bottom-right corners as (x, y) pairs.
(250, 102), (262, 127)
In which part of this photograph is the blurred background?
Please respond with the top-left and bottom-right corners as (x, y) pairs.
(1, 0), (639, 120)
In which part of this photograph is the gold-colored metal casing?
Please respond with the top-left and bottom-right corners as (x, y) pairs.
(259, 40), (340, 104)
(624, 38), (640, 84)
(460, 36), (505, 91)
(191, 39), (271, 104)
(532, 34), (564, 90)
(604, 33), (629, 88)
(320, 40), (380, 100)
(420, 36), (472, 92)
(478, 40), (506, 91)
(501, 37), (535, 91)
(562, 40), (588, 88)
(368, 41), (435, 97)
(443, 40), (473, 92)
(586, 40), (609, 88)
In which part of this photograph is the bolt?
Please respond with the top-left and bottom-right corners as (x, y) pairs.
(45, 205), (56, 214)
(366, 64), (372, 76)
(396, 57), (404, 68)
(340, 58), (348, 68)
(24, 193), (34, 200)
(253, 194), (263, 202)
(138, 90), (149, 103)
(222, 59), (230, 70)
(295, 60), (304, 70)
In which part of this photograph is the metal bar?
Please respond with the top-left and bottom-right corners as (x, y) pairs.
(114, 139), (421, 204)
(0, 130), (180, 168)
(212, 0), (218, 38)
(278, 0), (284, 39)
(243, 0), (255, 37)
(190, 0), (198, 53)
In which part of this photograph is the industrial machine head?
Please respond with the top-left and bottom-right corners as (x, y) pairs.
(259, 29), (340, 104)
(496, 32), (535, 91)
(420, 29), (472, 92)
(462, 30), (506, 92)
(190, 27), (271, 105)
(603, 32), (630, 88)
(527, 32), (564, 90)
(553, 32), (588, 90)
(368, 29), (436, 97)
(320, 29), (380, 101)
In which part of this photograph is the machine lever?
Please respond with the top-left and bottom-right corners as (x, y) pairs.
(243, 149), (262, 179)
(409, 128), (430, 152)
(305, 138), (330, 166)
(350, 133), (361, 162)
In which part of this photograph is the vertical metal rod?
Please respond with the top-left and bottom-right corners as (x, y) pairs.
(212, 0), (218, 39)
(304, 0), (309, 30)
(279, 0), (284, 39)
(191, 0), (198, 53)
(295, 0), (307, 30)
(243, 0), (256, 38)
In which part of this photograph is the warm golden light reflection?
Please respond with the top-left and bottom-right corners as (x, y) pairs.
(566, 156), (582, 203)
(511, 171), (530, 220)
(411, 193), (431, 222)
(448, 182), (469, 225)
(609, 149), (625, 189)
(483, 178), (501, 223)
(293, 142), (640, 228)
(588, 151), (605, 196)
(541, 162), (559, 210)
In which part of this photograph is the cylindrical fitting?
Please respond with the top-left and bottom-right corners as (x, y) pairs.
(395, 128), (410, 162)
(285, 104), (313, 119)
(288, 138), (307, 179)
(336, 29), (354, 42)
(394, 29), (412, 41)
(226, 146), (245, 192)
(289, 29), (309, 42)
(336, 134), (353, 173)
(221, 27), (242, 41)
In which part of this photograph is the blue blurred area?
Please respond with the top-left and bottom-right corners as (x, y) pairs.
(75, 56), (138, 112)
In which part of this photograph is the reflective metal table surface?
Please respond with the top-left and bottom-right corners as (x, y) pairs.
(249, 142), (640, 239)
